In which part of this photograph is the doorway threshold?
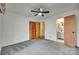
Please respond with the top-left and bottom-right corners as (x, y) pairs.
(57, 39), (64, 43)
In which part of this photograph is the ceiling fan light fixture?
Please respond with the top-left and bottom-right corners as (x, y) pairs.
(31, 8), (49, 17)
(38, 13), (42, 16)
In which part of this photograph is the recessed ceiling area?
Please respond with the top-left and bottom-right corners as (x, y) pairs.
(6, 3), (79, 17)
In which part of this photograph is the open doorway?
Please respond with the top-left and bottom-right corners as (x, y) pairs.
(56, 18), (64, 43)
(29, 21), (45, 40)
(56, 15), (76, 47)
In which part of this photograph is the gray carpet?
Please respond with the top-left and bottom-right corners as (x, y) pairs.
(1, 39), (79, 55)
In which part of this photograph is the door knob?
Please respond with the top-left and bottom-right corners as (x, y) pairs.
(72, 32), (75, 34)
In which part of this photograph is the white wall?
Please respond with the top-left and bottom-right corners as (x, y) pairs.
(2, 12), (29, 47)
(0, 14), (2, 53)
(45, 17), (56, 41)
(0, 14), (1, 44)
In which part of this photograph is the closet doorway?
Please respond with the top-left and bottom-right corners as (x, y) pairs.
(29, 21), (45, 40)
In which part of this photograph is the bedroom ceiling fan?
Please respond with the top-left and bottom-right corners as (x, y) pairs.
(31, 8), (49, 16)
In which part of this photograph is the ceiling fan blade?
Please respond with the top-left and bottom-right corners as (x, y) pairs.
(34, 14), (38, 16)
(42, 11), (49, 13)
(38, 8), (40, 10)
(31, 10), (38, 13)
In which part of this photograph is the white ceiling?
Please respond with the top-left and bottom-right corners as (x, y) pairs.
(6, 3), (79, 18)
